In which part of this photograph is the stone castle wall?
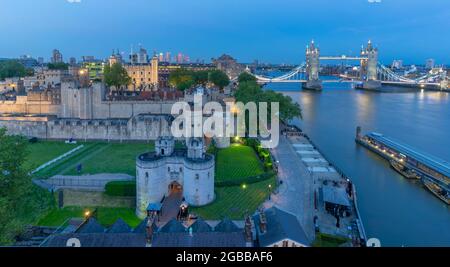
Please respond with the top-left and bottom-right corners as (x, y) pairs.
(0, 115), (172, 141)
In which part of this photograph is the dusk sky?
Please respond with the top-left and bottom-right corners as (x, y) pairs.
(0, 0), (449, 64)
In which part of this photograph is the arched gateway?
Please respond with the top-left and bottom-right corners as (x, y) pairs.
(135, 136), (215, 219)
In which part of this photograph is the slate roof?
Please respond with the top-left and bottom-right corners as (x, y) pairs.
(41, 233), (146, 247)
(214, 218), (240, 232)
(159, 219), (186, 233)
(107, 218), (132, 233)
(189, 218), (212, 232)
(253, 207), (310, 247)
(133, 217), (158, 234)
(322, 186), (351, 207)
(76, 218), (105, 234)
(152, 232), (246, 247)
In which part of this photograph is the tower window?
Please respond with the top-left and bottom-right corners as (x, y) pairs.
(195, 174), (199, 180)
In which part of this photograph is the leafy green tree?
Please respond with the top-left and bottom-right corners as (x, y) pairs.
(0, 128), (54, 245)
(103, 63), (131, 89)
(168, 69), (196, 91)
(0, 60), (33, 80)
(234, 80), (302, 123)
(238, 72), (257, 83)
(47, 62), (69, 70)
(209, 69), (230, 89)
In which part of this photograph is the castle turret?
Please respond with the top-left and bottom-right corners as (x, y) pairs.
(155, 136), (175, 156)
(187, 137), (205, 159)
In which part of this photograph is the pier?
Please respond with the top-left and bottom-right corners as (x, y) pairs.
(356, 127), (450, 204)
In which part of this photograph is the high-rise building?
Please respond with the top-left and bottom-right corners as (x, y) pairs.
(37, 57), (44, 65)
(51, 49), (63, 63)
(159, 53), (164, 62)
(138, 47), (148, 64)
(426, 58), (435, 69)
(176, 53), (183, 64)
(165, 52), (171, 63)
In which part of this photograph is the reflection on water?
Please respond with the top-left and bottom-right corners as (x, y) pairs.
(266, 81), (450, 246)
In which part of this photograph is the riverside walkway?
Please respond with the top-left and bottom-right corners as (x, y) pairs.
(263, 135), (315, 242)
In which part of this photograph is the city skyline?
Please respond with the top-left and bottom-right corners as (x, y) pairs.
(0, 0), (449, 64)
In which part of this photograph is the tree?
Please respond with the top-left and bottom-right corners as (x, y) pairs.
(0, 128), (54, 245)
(103, 63), (131, 89)
(234, 80), (302, 124)
(209, 69), (230, 89)
(0, 60), (33, 80)
(0, 128), (30, 244)
(168, 68), (196, 91)
(47, 62), (69, 70)
(238, 72), (257, 83)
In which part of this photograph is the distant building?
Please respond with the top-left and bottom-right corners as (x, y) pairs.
(81, 56), (96, 62)
(108, 50), (123, 66)
(81, 61), (104, 81)
(138, 47), (149, 64)
(176, 53), (183, 64)
(165, 52), (171, 63)
(37, 57), (44, 65)
(69, 57), (77, 66)
(124, 55), (159, 89)
(391, 60), (403, 69)
(212, 54), (245, 79)
(426, 58), (435, 69)
(51, 49), (63, 64)
(158, 53), (164, 63)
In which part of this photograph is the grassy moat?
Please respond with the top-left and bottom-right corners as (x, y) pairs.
(31, 140), (275, 228)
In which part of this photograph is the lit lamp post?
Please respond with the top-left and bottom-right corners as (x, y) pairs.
(84, 210), (91, 220)
(268, 184), (272, 200)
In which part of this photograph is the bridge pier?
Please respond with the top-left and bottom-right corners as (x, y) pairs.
(302, 80), (323, 91)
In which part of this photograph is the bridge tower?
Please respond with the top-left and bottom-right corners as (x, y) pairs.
(359, 40), (381, 89)
(303, 40), (322, 90)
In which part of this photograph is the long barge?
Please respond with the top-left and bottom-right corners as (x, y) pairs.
(355, 127), (450, 205)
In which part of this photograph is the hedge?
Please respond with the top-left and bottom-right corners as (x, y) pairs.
(215, 171), (275, 187)
(105, 181), (136, 197)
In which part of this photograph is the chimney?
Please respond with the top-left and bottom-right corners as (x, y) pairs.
(258, 209), (267, 234)
(244, 216), (253, 247)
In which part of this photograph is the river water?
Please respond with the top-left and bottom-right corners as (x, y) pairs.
(266, 81), (450, 247)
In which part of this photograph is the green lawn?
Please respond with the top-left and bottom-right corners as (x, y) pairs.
(37, 206), (142, 228)
(313, 233), (350, 247)
(190, 176), (276, 220)
(216, 144), (264, 183)
(24, 141), (80, 171)
(63, 142), (153, 176)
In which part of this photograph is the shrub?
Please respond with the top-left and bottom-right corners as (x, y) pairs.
(105, 181), (136, 197)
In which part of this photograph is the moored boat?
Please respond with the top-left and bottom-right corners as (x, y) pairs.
(390, 160), (421, 180)
(423, 179), (450, 205)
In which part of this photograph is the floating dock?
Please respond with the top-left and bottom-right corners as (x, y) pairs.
(355, 127), (450, 204)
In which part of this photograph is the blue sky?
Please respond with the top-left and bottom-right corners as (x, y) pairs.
(0, 0), (449, 64)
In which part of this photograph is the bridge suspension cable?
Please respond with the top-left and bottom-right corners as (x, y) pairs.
(249, 63), (306, 82)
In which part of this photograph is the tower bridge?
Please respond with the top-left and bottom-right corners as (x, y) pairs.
(249, 40), (449, 91)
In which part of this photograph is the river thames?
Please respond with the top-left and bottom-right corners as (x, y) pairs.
(267, 81), (450, 246)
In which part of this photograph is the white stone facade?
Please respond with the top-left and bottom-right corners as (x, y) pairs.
(136, 137), (215, 218)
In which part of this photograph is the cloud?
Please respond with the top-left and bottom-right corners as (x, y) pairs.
(67, 0), (82, 3)
(368, 0), (382, 3)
